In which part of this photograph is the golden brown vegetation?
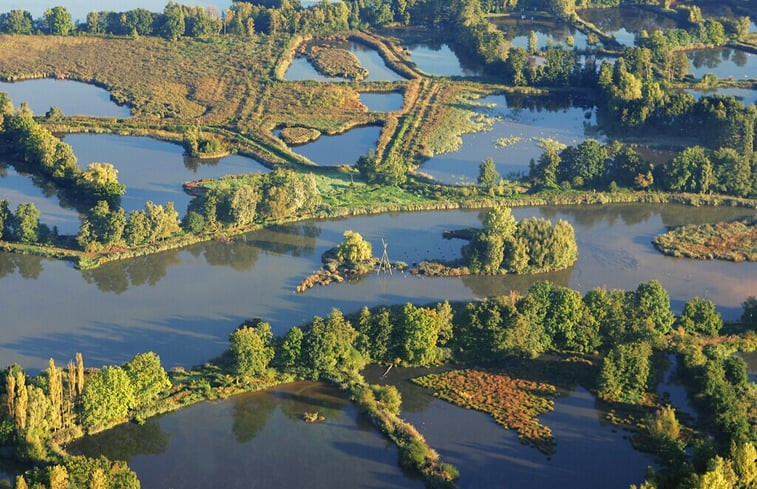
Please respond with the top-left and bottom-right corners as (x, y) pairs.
(653, 218), (756, 262)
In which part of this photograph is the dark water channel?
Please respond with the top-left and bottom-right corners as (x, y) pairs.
(686, 48), (757, 80)
(0, 79), (131, 118)
(491, 17), (590, 50)
(70, 381), (421, 489)
(1, 204), (754, 372)
(578, 6), (682, 47)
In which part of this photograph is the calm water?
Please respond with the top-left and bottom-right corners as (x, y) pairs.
(71, 381), (421, 489)
(744, 351), (757, 382)
(360, 92), (404, 112)
(366, 366), (654, 488)
(0, 79), (131, 118)
(421, 93), (598, 184)
(578, 6), (682, 47)
(685, 87), (757, 106)
(0, 163), (82, 235)
(492, 18), (590, 50)
(289, 126), (381, 166)
(406, 43), (481, 77)
(284, 41), (404, 82)
(687, 48), (757, 80)
(1, 204), (754, 372)
(63, 134), (269, 214)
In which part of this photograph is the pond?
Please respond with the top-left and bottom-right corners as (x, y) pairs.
(686, 48), (757, 80)
(491, 17), (591, 51)
(578, 6), (682, 47)
(0, 163), (82, 235)
(1, 203), (754, 372)
(63, 134), (269, 214)
(70, 381), (422, 489)
(287, 125), (381, 166)
(0, 79), (131, 118)
(360, 92), (404, 112)
(421, 93), (598, 184)
(366, 366), (655, 489)
(685, 87), (757, 106)
(405, 42), (482, 77)
(284, 41), (404, 82)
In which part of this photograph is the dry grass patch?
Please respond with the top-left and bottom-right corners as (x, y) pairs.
(653, 218), (756, 261)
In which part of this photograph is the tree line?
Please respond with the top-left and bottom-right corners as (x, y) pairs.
(458, 207), (577, 274)
(528, 137), (755, 197)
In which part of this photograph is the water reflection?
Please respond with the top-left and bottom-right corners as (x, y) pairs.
(687, 48), (756, 80)
(1, 205), (755, 371)
(421, 93), (598, 183)
(70, 382), (422, 489)
(0, 253), (44, 280)
(0, 79), (131, 118)
(0, 162), (83, 235)
(491, 18), (590, 50)
(578, 6), (681, 46)
(289, 126), (381, 166)
(69, 418), (169, 463)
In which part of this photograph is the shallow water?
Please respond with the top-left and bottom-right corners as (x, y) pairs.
(70, 381), (422, 489)
(288, 125), (381, 166)
(421, 93), (598, 184)
(578, 6), (682, 47)
(284, 41), (404, 82)
(405, 43), (481, 77)
(685, 87), (757, 106)
(0, 79), (131, 118)
(0, 163), (82, 235)
(367, 366), (654, 488)
(63, 134), (269, 214)
(360, 92), (404, 112)
(686, 48), (757, 80)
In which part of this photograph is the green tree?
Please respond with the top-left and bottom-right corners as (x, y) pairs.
(0, 199), (10, 240)
(81, 366), (136, 430)
(125, 210), (151, 246)
(123, 352), (171, 407)
(161, 2), (185, 40)
(230, 321), (275, 379)
(277, 326), (303, 370)
(477, 157), (500, 192)
(229, 185), (260, 226)
(646, 405), (680, 442)
(397, 303), (444, 366)
(629, 280), (675, 340)
(598, 341), (652, 403)
(713, 147), (751, 197)
(303, 309), (363, 378)
(742, 297), (757, 328)
(80, 162), (126, 199)
(558, 139), (608, 188)
(664, 146), (715, 194)
(77, 201), (126, 252)
(677, 297), (722, 336)
(44, 6), (73, 35)
(1, 10), (34, 34)
(12, 203), (40, 244)
(332, 230), (373, 268)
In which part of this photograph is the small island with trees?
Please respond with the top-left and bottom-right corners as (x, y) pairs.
(653, 218), (756, 262)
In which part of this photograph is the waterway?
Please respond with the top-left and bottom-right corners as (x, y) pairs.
(686, 48), (757, 80)
(578, 6), (682, 47)
(1, 203), (754, 372)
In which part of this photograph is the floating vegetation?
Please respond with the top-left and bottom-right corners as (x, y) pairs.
(653, 218), (756, 262)
(303, 411), (326, 423)
(307, 46), (368, 81)
(495, 136), (522, 148)
(280, 127), (322, 145)
(412, 369), (558, 454)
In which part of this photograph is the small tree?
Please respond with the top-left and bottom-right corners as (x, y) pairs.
(677, 297), (722, 336)
(477, 158), (500, 192)
(230, 321), (275, 379)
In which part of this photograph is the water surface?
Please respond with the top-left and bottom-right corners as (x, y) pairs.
(1, 204), (755, 371)
(0, 79), (130, 118)
(360, 92), (404, 112)
(685, 87), (757, 106)
(284, 41), (403, 82)
(421, 93), (598, 184)
(406, 43), (481, 77)
(64, 134), (269, 214)
(687, 48), (756, 80)
(492, 18), (590, 50)
(289, 126), (381, 166)
(0, 163), (82, 235)
(578, 6), (682, 46)
(71, 382), (422, 489)
(368, 366), (654, 488)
